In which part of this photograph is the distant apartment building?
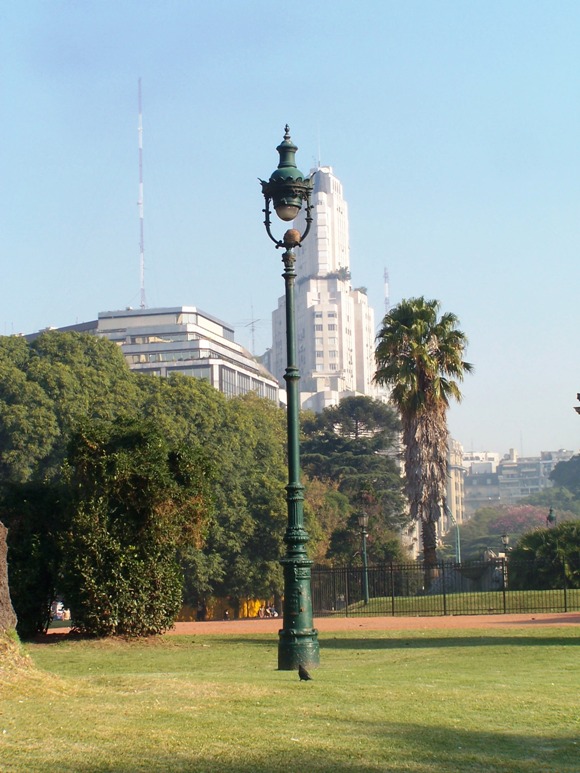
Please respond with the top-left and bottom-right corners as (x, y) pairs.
(446, 439), (467, 526)
(32, 306), (280, 402)
(269, 166), (378, 412)
(463, 448), (577, 517)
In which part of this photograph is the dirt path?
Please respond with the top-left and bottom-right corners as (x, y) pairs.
(167, 612), (580, 635)
(46, 611), (580, 637)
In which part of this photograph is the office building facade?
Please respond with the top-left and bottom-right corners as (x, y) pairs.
(38, 306), (280, 402)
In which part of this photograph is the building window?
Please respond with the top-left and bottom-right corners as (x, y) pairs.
(314, 312), (323, 318)
(316, 351), (324, 359)
(265, 384), (278, 402)
(238, 373), (251, 394)
(315, 324), (323, 332)
(327, 312), (337, 318)
(251, 378), (265, 397)
(328, 324), (337, 331)
(329, 363), (337, 370)
(330, 350), (338, 359)
(219, 366), (237, 398)
(176, 366), (211, 382)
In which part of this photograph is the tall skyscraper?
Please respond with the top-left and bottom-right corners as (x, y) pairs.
(270, 166), (377, 412)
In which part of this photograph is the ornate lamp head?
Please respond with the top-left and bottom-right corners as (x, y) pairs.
(260, 126), (313, 247)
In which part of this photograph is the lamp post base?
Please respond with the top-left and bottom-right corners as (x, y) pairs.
(278, 628), (319, 671)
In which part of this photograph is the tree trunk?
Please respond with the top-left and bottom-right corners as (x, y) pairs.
(421, 517), (439, 591)
(402, 407), (448, 589)
(0, 522), (17, 632)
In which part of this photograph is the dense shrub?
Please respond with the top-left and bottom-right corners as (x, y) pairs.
(59, 418), (212, 636)
(507, 521), (580, 590)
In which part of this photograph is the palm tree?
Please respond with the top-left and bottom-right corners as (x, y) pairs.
(374, 297), (473, 580)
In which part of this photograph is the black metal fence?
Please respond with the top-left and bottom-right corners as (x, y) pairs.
(311, 560), (580, 617)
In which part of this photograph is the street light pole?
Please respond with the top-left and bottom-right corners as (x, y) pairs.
(260, 126), (319, 671)
(500, 533), (510, 590)
(358, 512), (370, 605)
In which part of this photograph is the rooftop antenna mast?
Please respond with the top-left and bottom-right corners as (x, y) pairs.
(138, 78), (146, 309)
(247, 302), (261, 354)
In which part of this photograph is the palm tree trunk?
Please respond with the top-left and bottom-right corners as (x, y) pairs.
(403, 409), (447, 590)
(421, 517), (439, 591)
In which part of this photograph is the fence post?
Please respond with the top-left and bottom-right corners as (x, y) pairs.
(345, 567), (349, 617)
(390, 563), (395, 617)
(441, 561), (447, 616)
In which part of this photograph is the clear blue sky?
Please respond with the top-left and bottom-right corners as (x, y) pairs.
(1, 1), (579, 457)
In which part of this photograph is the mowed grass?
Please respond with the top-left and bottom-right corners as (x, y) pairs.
(1, 627), (579, 772)
(332, 589), (580, 617)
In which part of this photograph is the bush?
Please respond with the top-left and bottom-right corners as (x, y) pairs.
(507, 521), (580, 590)
(59, 417), (212, 636)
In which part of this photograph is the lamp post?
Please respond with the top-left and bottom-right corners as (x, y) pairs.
(358, 512), (370, 605)
(500, 533), (510, 590)
(260, 126), (319, 671)
(546, 507), (556, 528)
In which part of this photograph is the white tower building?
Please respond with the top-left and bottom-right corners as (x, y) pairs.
(270, 166), (377, 412)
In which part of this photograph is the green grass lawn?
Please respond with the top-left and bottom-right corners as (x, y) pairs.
(328, 589), (580, 618)
(1, 627), (579, 772)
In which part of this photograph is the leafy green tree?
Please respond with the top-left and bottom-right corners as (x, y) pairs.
(2, 331), (364, 616)
(523, 487), (580, 517)
(0, 338), (60, 483)
(508, 521), (580, 590)
(0, 481), (64, 638)
(441, 503), (578, 560)
(301, 396), (406, 564)
(550, 455), (580, 498)
(178, 391), (289, 614)
(303, 478), (351, 565)
(374, 297), (472, 579)
(0, 332), (141, 483)
(59, 417), (213, 636)
(327, 512), (406, 566)
(136, 370), (228, 449)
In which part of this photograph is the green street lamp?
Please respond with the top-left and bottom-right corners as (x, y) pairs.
(260, 126), (319, 671)
(546, 507), (556, 527)
(358, 512), (370, 605)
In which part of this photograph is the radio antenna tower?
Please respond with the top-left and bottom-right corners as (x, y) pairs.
(384, 267), (390, 314)
(138, 78), (146, 308)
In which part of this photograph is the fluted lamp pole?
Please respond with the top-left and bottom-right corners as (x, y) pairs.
(260, 126), (319, 670)
(358, 512), (370, 605)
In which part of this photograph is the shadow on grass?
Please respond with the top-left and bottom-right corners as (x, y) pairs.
(32, 628), (580, 651)
(30, 723), (580, 772)
(320, 634), (580, 649)
(162, 634), (580, 651)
